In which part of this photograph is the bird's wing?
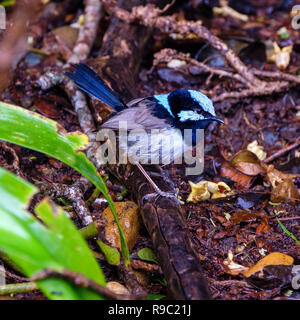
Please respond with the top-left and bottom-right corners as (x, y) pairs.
(100, 99), (173, 131)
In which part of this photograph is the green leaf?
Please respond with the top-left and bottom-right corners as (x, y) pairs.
(97, 240), (120, 265)
(0, 0), (15, 7)
(137, 248), (158, 264)
(280, 32), (290, 39)
(275, 215), (300, 246)
(0, 101), (130, 266)
(0, 167), (105, 299)
(146, 293), (165, 300)
(269, 201), (281, 206)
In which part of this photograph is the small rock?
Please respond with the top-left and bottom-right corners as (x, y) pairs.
(102, 201), (140, 250)
(106, 282), (130, 295)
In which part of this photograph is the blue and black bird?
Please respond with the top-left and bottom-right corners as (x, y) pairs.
(66, 64), (224, 198)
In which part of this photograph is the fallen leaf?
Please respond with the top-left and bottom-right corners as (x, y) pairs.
(266, 165), (300, 203)
(187, 181), (210, 203)
(231, 211), (261, 224)
(271, 179), (300, 203)
(256, 217), (271, 234)
(247, 140), (267, 161)
(230, 150), (264, 176)
(244, 252), (294, 278)
(52, 26), (79, 50)
(271, 42), (293, 70)
(187, 180), (233, 203)
(219, 161), (254, 188)
(223, 250), (249, 276)
(97, 240), (120, 265)
(246, 265), (294, 290)
(138, 248), (158, 264)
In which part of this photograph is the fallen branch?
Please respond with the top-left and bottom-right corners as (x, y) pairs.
(251, 68), (300, 85)
(153, 48), (300, 102)
(115, 164), (210, 299)
(264, 138), (300, 163)
(131, 259), (163, 275)
(31, 269), (145, 300)
(106, 3), (300, 102)
(153, 48), (249, 85)
(0, 142), (25, 179)
(212, 81), (291, 102)
(38, 0), (103, 141)
(106, 1), (264, 88)
(0, 282), (38, 296)
(39, 177), (94, 226)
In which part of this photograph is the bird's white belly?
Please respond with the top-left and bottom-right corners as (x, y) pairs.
(120, 128), (186, 165)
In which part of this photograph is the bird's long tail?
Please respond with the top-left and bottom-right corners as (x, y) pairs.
(65, 63), (125, 112)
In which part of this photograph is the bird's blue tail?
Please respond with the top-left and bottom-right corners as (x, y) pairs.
(65, 64), (125, 112)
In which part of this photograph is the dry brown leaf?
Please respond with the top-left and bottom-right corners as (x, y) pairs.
(187, 181), (210, 203)
(256, 217), (271, 234)
(247, 140), (267, 161)
(230, 211), (261, 224)
(244, 252), (294, 278)
(223, 250), (249, 276)
(187, 180), (233, 203)
(266, 165), (300, 203)
(230, 150), (265, 176)
(219, 160), (254, 188)
(272, 42), (293, 70)
(267, 165), (299, 187)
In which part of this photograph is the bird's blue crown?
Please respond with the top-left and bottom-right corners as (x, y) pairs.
(154, 89), (217, 123)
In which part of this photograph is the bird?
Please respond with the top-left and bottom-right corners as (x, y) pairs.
(66, 63), (224, 199)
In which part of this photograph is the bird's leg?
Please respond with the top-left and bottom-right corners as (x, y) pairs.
(136, 163), (179, 202)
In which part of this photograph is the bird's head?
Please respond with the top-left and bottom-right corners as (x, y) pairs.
(155, 89), (224, 129)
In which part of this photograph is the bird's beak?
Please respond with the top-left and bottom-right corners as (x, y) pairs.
(210, 115), (224, 124)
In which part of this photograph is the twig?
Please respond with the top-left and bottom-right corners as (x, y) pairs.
(0, 143), (25, 179)
(264, 138), (300, 163)
(40, 177), (94, 226)
(5, 271), (29, 283)
(271, 216), (300, 222)
(30, 269), (146, 300)
(0, 282), (38, 296)
(131, 259), (163, 275)
(117, 262), (148, 297)
(251, 69), (300, 85)
(107, 2), (264, 88)
(153, 48), (248, 85)
(38, 0), (102, 141)
(67, 0), (103, 65)
(152, 48), (300, 102)
(212, 81), (291, 102)
(63, 0), (103, 140)
(209, 278), (252, 288)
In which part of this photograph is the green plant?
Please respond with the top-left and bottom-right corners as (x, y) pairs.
(0, 101), (130, 266)
(0, 166), (105, 299)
